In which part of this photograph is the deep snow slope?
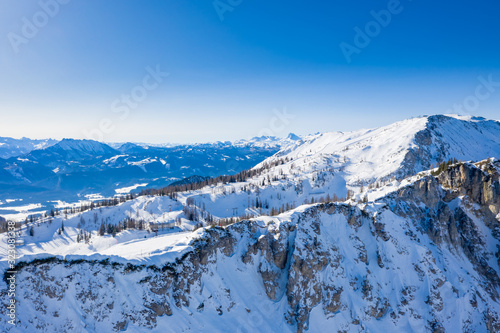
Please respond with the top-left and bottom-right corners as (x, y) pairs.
(2, 160), (500, 332)
(258, 114), (500, 186)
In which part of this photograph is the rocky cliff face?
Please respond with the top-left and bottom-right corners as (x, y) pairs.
(2, 161), (500, 332)
(398, 115), (500, 181)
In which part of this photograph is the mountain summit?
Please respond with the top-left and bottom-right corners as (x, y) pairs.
(47, 139), (118, 157)
(20, 139), (119, 166)
(259, 114), (500, 186)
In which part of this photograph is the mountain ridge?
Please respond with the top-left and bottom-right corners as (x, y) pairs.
(258, 114), (500, 186)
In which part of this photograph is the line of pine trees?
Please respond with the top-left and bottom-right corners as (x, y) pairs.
(24, 154), (350, 232)
(140, 157), (292, 198)
(96, 217), (149, 237)
(431, 158), (460, 176)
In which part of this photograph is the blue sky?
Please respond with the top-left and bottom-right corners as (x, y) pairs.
(0, 0), (499, 143)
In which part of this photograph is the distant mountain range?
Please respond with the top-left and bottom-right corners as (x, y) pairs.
(0, 135), (301, 217)
(0, 135), (301, 160)
(0, 137), (58, 159)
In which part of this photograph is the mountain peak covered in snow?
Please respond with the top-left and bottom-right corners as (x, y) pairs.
(54, 138), (117, 154)
(22, 139), (119, 168)
(117, 142), (147, 154)
(286, 132), (301, 141)
(0, 137), (58, 159)
(256, 114), (500, 187)
(233, 133), (303, 149)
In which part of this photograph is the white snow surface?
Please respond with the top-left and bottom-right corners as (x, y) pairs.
(257, 115), (500, 186)
(115, 183), (148, 194)
(0, 196), (200, 271)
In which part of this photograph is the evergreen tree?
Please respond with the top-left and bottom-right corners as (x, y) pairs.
(99, 223), (105, 236)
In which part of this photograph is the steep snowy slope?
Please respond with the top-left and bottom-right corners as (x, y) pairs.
(173, 115), (500, 220)
(1, 160), (500, 332)
(259, 114), (500, 185)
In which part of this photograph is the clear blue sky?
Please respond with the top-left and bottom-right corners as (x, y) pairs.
(0, 0), (499, 143)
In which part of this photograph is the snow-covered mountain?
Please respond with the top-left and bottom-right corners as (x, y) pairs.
(2, 159), (500, 332)
(2, 114), (499, 222)
(259, 114), (500, 186)
(233, 133), (303, 149)
(26, 139), (119, 166)
(170, 115), (500, 221)
(0, 137), (57, 159)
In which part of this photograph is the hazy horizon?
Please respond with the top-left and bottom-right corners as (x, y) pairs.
(2, 113), (498, 146)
